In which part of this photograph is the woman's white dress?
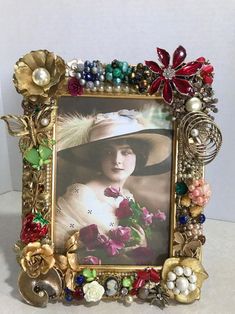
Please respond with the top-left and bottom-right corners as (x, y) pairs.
(54, 183), (133, 252)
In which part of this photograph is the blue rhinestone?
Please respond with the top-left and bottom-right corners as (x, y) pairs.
(65, 294), (73, 302)
(199, 214), (206, 224)
(75, 274), (85, 285)
(179, 215), (189, 224)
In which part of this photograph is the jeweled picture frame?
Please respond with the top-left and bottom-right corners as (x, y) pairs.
(1, 46), (222, 308)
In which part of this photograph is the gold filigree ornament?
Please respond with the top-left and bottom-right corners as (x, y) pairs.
(13, 50), (66, 102)
(1, 106), (57, 154)
(161, 257), (208, 304)
(179, 111), (222, 164)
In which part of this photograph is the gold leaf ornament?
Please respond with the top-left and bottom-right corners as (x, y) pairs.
(173, 231), (201, 258)
(162, 257), (208, 304)
(13, 50), (66, 102)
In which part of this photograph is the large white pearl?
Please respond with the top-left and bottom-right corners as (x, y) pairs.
(167, 281), (175, 290)
(32, 67), (51, 86)
(176, 277), (189, 292)
(167, 271), (177, 281)
(174, 266), (184, 276)
(183, 267), (192, 277)
(189, 274), (197, 283)
(40, 118), (49, 126)
(185, 97), (202, 112)
(191, 128), (199, 137)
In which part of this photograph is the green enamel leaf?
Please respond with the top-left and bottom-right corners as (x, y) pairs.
(92, 269), (97, 278)
(33, 213), (49, 226)
(24, 148), (40, 165)
(86, 277), (95, 282)
(82, 269), (92, 278)
(122, 277), (132, 287)
(38, 145), (52, 160)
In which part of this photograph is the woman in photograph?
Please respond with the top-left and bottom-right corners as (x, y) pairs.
(54, 109), (172, 264)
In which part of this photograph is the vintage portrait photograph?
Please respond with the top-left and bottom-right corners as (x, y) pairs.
(54, 97), (173, 266)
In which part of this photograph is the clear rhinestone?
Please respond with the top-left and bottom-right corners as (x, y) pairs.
(163, 67), (175, 80)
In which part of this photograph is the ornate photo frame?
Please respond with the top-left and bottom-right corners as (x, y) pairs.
(1, 46), (222, 308)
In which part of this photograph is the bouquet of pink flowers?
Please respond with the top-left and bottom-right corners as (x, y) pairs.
(80, 186), (166, 264)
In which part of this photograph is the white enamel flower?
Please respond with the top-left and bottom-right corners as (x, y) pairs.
(83, 281), (105, 302)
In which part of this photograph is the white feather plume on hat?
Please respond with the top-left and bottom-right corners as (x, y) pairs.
(56, 113), (94, 152)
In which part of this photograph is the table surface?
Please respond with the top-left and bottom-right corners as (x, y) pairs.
(0, 191), (234, 314)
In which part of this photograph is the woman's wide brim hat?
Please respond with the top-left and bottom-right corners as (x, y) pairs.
(56, 110), (173, 175)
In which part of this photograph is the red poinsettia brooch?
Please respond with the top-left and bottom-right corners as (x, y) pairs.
(145, 46), (202, 104)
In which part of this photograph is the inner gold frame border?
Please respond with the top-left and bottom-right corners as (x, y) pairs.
(51, 94), (178, 272)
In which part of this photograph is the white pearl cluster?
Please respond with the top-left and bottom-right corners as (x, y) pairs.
(166, 266), (197, 296)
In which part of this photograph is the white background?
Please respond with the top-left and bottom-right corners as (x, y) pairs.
(0, 0), (234, 221)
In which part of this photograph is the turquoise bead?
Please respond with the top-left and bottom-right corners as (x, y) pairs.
(113, 77), (121, 85)
(105, 72), (113, 81)
(122, 61), (129, 73)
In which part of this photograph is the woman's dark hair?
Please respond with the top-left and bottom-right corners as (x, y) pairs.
(84, 138), (150, 174)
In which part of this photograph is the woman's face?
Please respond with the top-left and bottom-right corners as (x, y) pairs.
(100, 142), (136, 183)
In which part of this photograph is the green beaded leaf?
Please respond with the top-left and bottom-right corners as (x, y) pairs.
(24, 148), (40, 165)
(38, 145), (52, 160)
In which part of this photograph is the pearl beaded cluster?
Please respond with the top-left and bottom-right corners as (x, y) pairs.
(66, 59), (132, 93)
(66, 59), (105, 92)
(166, 266), (197, 296)
(188, 179), (211, 206)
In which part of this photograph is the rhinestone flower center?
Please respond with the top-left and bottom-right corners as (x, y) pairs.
(163, 67), (175, 80)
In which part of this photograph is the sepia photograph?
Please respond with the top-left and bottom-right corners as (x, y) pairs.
(54, 97), (173, 265)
